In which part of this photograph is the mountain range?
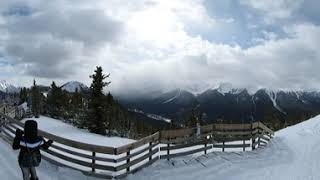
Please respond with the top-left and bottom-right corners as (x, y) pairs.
(0, 80), (89, 94)
(117, 84), (320, 130)
(2, 80), (320, 130)
(0, 80), (20, 93)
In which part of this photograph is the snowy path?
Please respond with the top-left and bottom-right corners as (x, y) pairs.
(2, 116), (320, 179)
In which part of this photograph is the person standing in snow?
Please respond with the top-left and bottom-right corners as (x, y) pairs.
(12, 120), (53, 180)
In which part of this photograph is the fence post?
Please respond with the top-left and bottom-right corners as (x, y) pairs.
(222, 141), (225, 152)
(243, 138), (245, 152)
(126, 150), (131, 172)
(149, 141), (152, 161)
(204, 143), (207, 154)
(0, 115), (2, 133)
(251, 122), (255, 151)
(258, 128), (261, 148)
(91, 152), (96, 172)
(167, 138), (170, 161)
(211, 123), (215, 149)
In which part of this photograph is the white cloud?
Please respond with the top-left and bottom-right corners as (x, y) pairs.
(241, 0), (304, 23)
(0, 0), (320, 96)
(111, 23), (320, 95)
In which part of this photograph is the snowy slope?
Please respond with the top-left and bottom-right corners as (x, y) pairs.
(22, 116), (134, 147)
(61, 81), (88, 93)
(128, 115), (320, 180)
(2, 115), (320, 179)
(129, 108), (172, 123)
(0, 80), (19, 93)
(162, 89), (181, 104)
(266, 90), (287, 114)
(214, 83), (245, 95)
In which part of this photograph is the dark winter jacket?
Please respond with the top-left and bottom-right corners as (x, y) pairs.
(12, 120), (52, 165)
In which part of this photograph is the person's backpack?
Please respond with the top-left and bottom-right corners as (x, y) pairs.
(20, 138), (41, 167)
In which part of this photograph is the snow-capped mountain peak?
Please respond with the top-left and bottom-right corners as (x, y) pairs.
(217, 82), (233, 94)
(162, 88), (181, 104)
(61, 81), (88, 93)
(213, 83), (245, 95)
(0, 80), (19, 93)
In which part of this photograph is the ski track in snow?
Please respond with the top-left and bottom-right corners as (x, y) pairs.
(3, 115), (320, 179)
(162, 89), (181, 104)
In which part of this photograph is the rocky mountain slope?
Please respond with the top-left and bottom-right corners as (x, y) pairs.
(118, 85), (320, 130)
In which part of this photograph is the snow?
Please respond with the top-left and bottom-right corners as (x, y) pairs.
(214, 83), (245, 95)
(61, 81), (88, 93)
(0, 80), (19, 93)
(129, 109), (172, 123)
(0, 138), (100, 180)
(145, 114), (172, 123)
(216, 82), (233, 95)
(162, 89), (181, 104)
(22, 116), (134, 147)
(127, 114), (320, 180)
(3, 115), (320, 179)
(18, 102), (28, 111)
(266, 90), (286, 114)
(43, 92), (48, 97)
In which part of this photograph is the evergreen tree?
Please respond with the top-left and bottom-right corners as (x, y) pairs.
(19, 89), (24, 104)
(185, 109), (198, 127)
(72, 88), (83, 110)
(19, 87), (28, 104)
(47, 81), (64, 118)
(31, 80), (40, 118)
(71, 88), (84, 124)
(85, 66), (111, 135)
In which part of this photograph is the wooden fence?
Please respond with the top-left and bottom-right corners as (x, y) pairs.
(0, 113), (274, 179)
(159, 122), (274, 159)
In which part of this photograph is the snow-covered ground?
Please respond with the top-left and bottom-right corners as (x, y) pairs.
(127, 115), (320, 180)
(2, 115), (320, 179)
(22, 116), (134, 147)
(0, 138), (100, 180)
(129, 109), (172, 123)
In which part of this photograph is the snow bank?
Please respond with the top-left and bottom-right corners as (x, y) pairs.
(22, 116), (134, 147)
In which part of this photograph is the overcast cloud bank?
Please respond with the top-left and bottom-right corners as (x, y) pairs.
(0, 0), (319, 96)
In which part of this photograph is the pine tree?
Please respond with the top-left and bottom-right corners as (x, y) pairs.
(86, 66), (111, 135)
(71, 88), (84, 123)
(31, 80), (40, 118)
(47, 81), (64, 118)
(185, 109), (198, 127)
(19, 87), (28, 104)
(19, 89), (24, 104)
(72, 88), (83, 110)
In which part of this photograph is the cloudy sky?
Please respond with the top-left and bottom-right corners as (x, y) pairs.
(0, 0), (320, 96)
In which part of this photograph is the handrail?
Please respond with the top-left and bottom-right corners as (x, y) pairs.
(258, 122), (274, 135)
(116, 132), (159, 155)
(0, 113), (116, 154)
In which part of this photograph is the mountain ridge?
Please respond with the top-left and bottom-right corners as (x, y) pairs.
(118, 86), (320, 130)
